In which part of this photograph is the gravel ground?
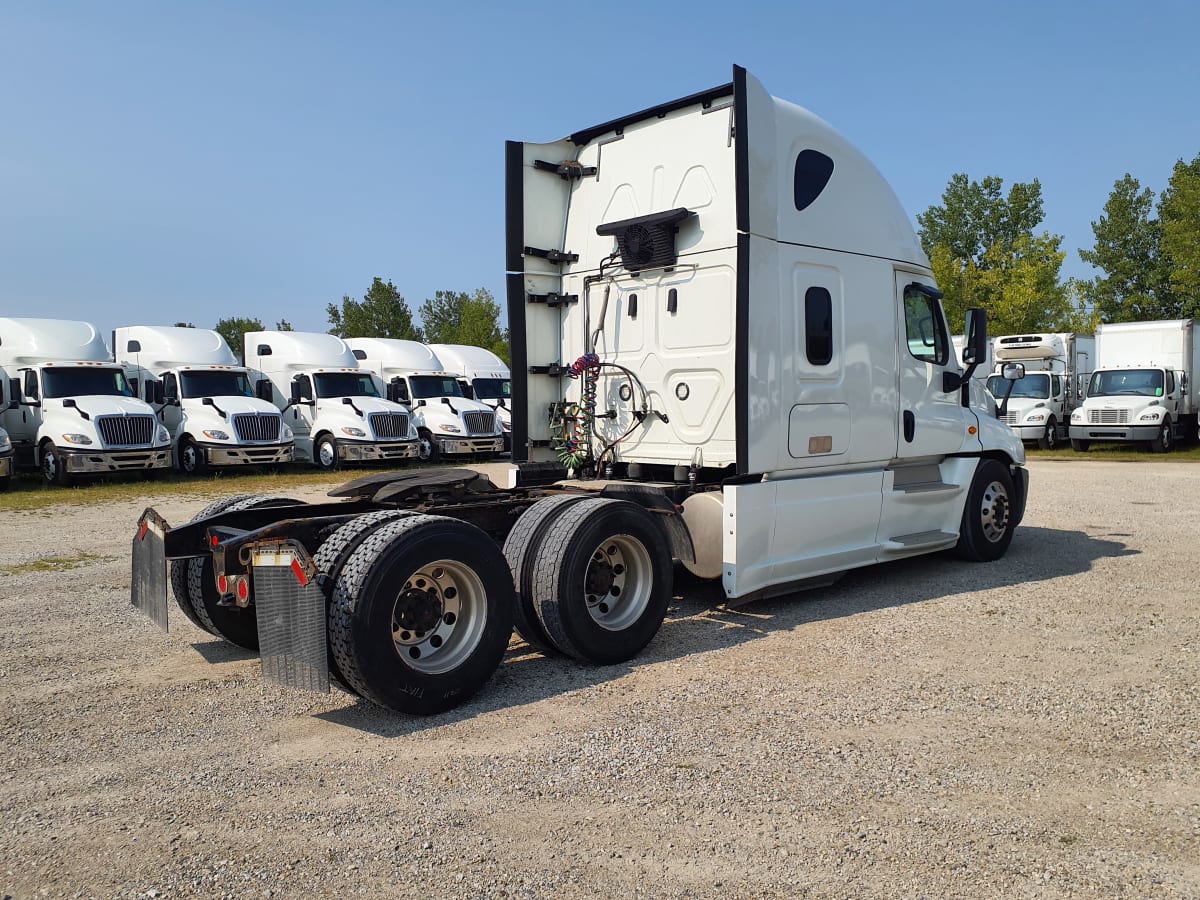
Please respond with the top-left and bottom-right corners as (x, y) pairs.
(0, 459), (1197, 898)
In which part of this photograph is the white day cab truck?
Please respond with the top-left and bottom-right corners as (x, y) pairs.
(244, 330), (421, 470)
(114, 326), (294, 474)
(1069, 319), (1198, 453)
(129, 66), (1028, 716)
(345, 339), (504, 461)
(986, 332), (1094, 450)
(0, 317), (171, 486)
(426, 343), (513, 452)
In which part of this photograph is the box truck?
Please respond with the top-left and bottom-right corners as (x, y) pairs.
(244, 330), (421, 469)
(1068, 319), (1197, 452)
(345, 339), (505, 461)
(425, 343), (512, 451)
(0, 317), (172, 485)
(130, 66), (1028, 716)
(114, 326), (294, 473)
(987, 333), (1094, 450)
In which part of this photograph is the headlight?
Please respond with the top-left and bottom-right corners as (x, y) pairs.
(1139, 411), (1162, 421)
(1025, 413), (1045, 423)
(62, 433), (92, 445)
(501, 420), (511, 431)
(0, 434), (10, 452)
(341, 427), (366, 437)
(202, 429), (230, 441)
(440, 424), (462, 434)
(1071, 410), (1083, 422)
(156, 426), (171, 443)
(280, 424), (292, 440)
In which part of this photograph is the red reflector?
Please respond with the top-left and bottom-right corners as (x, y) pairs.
(211, 534), (219, 547)
(217, 574), (228, 594)
(236, 580), (248, 600)
(290, 558), (309, 587)
(138, 521), (148, 541)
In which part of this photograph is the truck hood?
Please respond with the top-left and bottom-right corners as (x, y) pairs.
(52, 395), (157, 417)
(184, 396), (280, 416)
(315, 396), (410, 417)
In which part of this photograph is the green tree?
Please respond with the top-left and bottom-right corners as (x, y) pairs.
(1158, 154), (1200, 318)
(276, 319), (295, 331)
(327, 277), (423, 340)
(214, 316), (263, 363)
(418, 288), (510, 363)
(172, 321), (195, 328)
(919, 173), (1072, 333)
(1077, 174), (1171, 322)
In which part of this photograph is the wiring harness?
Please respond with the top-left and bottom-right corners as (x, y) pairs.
(552, 352), (601, 469)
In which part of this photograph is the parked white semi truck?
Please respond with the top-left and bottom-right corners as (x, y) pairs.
(345, 338), (504, 461)
(114, 326), (294, 474)
(426, 343), (512, 451)
(987, 332), (1094, 450)
(0, 379), (17, 490)
(131, 66), (1028, 718)
(0, 317), (171, 485)
(244, 330), (421, 470)
(1069, 319), (1198, 452)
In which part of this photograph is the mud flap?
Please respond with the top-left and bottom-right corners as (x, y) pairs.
(251, 541), (329, 695)
(131, 509), (170, 631)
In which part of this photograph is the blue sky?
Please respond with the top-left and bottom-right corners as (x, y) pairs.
(2, 1), (1197, 339)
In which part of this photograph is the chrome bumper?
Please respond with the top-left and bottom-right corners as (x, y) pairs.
(1069, 424), (1159, 442)
(201, 442), (295, 467)
(339, 440), (421, 462)
(63, 447), (172, 474)
(0, 453), (13, 478)
(434, 436), (504, 456)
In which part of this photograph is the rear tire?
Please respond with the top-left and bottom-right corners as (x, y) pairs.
(169, 493), (261, 635)
(528, 498), (672, 664)
(954, 459), (1016, 562)
(1149, 419), (1173, 453)
(327, 515), (514, 715)
(1070, 438), (1090, 452)
(502, 494), (590, 654)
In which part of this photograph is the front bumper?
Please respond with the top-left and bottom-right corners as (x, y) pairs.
(1012, 423), (1049, 441)
(433, 436), (504, 456)
(338, 440), (420, 462)
(1069, 424), (1160, 442)
(199, 441), (295, 467)
(62, 446), (172, 474)
(0, 453), (13, 478)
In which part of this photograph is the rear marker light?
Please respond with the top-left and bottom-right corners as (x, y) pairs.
(236, 580), (249, 601)
(138, 521), (149, 541)
(210, 534), (219, 547)
(217, 574), (228, 594)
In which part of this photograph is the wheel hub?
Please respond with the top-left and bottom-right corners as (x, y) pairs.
(980, 481), (1010, 543)
(585, 556), (616, 596)
(393, 582), (444, 634)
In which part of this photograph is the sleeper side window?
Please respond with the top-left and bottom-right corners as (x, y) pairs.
(804, 287), (833, 366)
(903, 286), (949, 366)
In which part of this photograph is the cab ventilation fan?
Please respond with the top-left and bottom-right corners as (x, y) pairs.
(596, 207), (694, 273)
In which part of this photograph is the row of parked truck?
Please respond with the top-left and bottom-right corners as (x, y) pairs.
(956, 318), (1199, 453)
(0, 318), (513, 488)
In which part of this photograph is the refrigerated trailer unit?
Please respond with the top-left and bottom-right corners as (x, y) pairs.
(130, 67), (1028, 716)
(244, 330), (421, 469)
(1069, 319), (1197, 452)
(0, 317), (171, 485)
(988, 333), (1094, 450)
(115, 326), (294, 473)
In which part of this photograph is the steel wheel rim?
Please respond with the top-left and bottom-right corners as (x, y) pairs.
(418, 437), (433, 460)
(391, 559), (487, 675)
(42, 450), (57, 481)
(318, 440), (336, 467)
(979, 480), (1010, 543)
(1162, 424), (1171, 450)
(1045, 423), (1057, 449)
(583, 534), (653, 631)
(182, 444), (197, 472)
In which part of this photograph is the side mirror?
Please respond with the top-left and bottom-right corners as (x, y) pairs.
(152, 382), (165, 405)
(202, 396), (215, 407)
(1001, 363), (1025, 381)
(289, 379), (302, 405)
(256, 379), (273, 402)
(962, 308), (987, 366)
(342, 397), (353, 405)
(9, 377), (21, 408)
(417, 398), (427, 408)
(63, 398), (76, 408)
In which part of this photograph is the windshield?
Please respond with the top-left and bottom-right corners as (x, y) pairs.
(43, 367), (133, 399)
(987, 373), (1050, 400)
(313, 372), (380, 399)
(409, 376), (465, 400)
(1088, 368), (1164, 398)
(472, 378), (510, 401)
(179, 370), (253, 399)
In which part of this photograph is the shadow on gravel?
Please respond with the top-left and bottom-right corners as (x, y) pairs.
(314, 525), (1133, 735)
(190, 641), (256, 664)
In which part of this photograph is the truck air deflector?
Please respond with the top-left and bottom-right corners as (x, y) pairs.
(595, 208), (695, 274)
(568, 81), (734, 147)
(505, 271), (529, 462)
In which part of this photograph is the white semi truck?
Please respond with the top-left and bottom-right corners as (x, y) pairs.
(244, 330), (421, 470)
(987, 333), (1094, 450)
(130, 66), (1028, 717)
(0, 317), (172, 486)
(1069, 319), (1197, 452)
(0, 378), (14, 490)
(345, 338), (504, 461)
(114, 326), (294, 474)
(426, 343), (513, 451)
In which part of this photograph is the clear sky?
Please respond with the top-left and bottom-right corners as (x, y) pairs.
(2, 1), (1197, 340)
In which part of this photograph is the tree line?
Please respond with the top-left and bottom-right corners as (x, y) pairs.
(919, 153), (1200, 334)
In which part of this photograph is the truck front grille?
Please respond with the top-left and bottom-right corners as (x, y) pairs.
(462, 411), (495, 435)
(97, 414), (155, 447)
(369, 412), (409, 439)
(1003, 412), (1020, 426)
(232, 413), (282, 442)
(1088, 409), (1131, 425)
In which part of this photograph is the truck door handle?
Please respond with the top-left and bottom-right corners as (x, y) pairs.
(903, 410), (915, 443)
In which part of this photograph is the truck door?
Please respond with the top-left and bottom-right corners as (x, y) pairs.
(895, 275), (968, 459)
(160, 372), (183, 435)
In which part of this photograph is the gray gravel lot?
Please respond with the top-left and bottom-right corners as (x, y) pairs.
(0, 460), (1197, 898)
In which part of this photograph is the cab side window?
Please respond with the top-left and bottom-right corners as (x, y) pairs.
(1166, 371), (1175, 395)
(1052, 377), (1061, 398)
(902, 287), (949, 366)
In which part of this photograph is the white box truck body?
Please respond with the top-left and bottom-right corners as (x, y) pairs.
(130, 67), (1029, 718)
(114, 326), (294, 473)
(988, 333), (1094, 450)
(425, 343), (512, 450)
(0, 317), (172, 485)
(1069, 319), (1197, 452)
(345, 339), (504, 460)
(243, 330), (420, 469)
